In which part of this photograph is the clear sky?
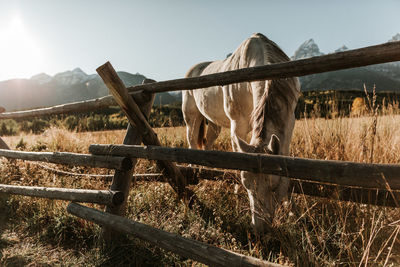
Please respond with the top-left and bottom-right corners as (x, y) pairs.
(0, 0), (399, 81)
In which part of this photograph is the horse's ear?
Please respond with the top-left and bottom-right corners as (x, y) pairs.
(267, 134), (280, 155)
(233, 135), (256, 153)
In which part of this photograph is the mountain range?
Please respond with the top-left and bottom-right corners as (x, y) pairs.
(0, 68), (175, 111)
(293, 33), (400, 92)
(0, 33), (399, 111)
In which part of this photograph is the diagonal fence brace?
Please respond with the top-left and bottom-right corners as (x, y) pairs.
(96, 62), (191, 201)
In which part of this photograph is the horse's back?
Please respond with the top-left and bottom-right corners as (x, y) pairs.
(185, 61), (213, 79)
(182, 33), (296, 129)
(183, 60), (231, 127)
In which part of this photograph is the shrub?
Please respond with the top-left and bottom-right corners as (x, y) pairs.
(0, 120), (18, 135)
(64, 116), (79, 131)
(31, 119), (50, 134)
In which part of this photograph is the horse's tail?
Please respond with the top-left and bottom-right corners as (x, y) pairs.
(197, 117), (207, 149)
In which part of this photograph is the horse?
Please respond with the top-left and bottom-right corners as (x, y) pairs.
(182, 33), (300, 234)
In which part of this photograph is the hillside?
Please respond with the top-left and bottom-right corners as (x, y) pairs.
(294, 34), (400, 92)
(164, 33), (400, 103)
(0, 68), (180, 111)
(0, 33), (399, 112)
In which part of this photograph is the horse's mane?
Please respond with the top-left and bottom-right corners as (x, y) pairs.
(249, 34), (300, 141)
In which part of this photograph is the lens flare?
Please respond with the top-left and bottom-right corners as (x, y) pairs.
(0, 14), (45, 80)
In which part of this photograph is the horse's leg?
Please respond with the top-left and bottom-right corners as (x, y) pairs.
(204, 122), (221, 150)
(229, 119), (250, 152)
(182, 91), (204, 149)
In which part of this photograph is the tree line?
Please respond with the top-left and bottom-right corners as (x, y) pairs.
(0, 90), (399, 136)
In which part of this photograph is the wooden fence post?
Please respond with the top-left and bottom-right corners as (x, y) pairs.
(102, 78), (156, 241)
(97, 62), (191, 201)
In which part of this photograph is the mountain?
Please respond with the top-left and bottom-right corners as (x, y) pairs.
(389, 33), (400, 42)
(334, 45), (348, 53)
(295, 34), (400, 92)
(0, 68), (180, 111)
(1, 34), (399, 112)
(292, 39), (324, 60)
(145, 34), (400, 104)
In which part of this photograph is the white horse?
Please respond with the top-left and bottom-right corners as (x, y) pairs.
(182, 33), (300, 233)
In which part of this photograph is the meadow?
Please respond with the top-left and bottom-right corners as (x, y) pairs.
(0, 107), (399, 266)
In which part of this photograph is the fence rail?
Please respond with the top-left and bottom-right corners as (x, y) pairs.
(89, 144), (400, 191)
(0, 149), (132, 170)
(1, 39), (400, 265)
(0, 184), (123, 205)
(67, 202), (283, 267)
(126, 41), (400, 94)
(0, 90), (153, 120)
(122, 166), (400, 208)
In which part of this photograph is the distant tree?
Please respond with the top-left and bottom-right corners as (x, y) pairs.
(351, 97), (367, 116)
(31, 119), (49, 134)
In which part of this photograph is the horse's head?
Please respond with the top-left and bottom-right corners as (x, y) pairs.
(234, 134), (288, 234)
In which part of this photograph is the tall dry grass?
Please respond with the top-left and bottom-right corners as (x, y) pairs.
(0, 107), (399, 265)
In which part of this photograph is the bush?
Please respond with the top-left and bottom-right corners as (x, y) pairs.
(64, 116), (79, 131)
(86, 114), (106, 131)
(19, 121), (33, 133)
(0, 120), (18, 135)
(31, 119), (50, 134)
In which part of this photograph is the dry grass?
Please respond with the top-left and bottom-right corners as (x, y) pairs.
(0, 112), (399, 266)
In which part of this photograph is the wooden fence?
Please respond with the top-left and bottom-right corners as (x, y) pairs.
(0, 40), (399, 266)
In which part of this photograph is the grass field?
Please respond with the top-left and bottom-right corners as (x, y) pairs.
(0, 112), (399, 266)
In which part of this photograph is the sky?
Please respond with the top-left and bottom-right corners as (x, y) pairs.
(0, 0), (399, 81)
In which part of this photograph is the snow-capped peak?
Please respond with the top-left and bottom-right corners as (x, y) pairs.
(292, 39), (324, 60)
(334, 45), (348, 53)
(54, 67), (90, 86)
(389, 33), (400, 42)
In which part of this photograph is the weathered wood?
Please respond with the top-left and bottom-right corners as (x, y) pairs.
(33, 163), (399, 207)
(0, 149), (131, 170)
(183, 167), (400, 207)
(89, 144), (400, 191)
(67, 203), (284, 267)
(0, 90), (151, 120)
(290, 180), (400, 207)
(0, 184), (123, 205)
(115, 166), (400, 207)
(97, 62), (189, 200)
(126, 41), (400, 94)
(0, 95), (115, 120)
(106, 78), (155, 217)
(102, 79), (156, 242)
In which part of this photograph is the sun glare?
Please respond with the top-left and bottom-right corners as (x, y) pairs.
(0, 15), (45, 80)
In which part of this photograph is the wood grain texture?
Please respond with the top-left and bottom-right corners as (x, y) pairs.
(109, 166), (400, 207)
(68, 203), (284, 267)
(290, 180), (400, 207)
(96, 62), (189, 199)
(89, 144), (400, 191)
(105, 78), (155, 217)
(0, 149), (132, 170)
(0, 184), (123, 205)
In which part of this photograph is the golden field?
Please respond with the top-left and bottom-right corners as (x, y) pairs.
(0, 112), (399, 266)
